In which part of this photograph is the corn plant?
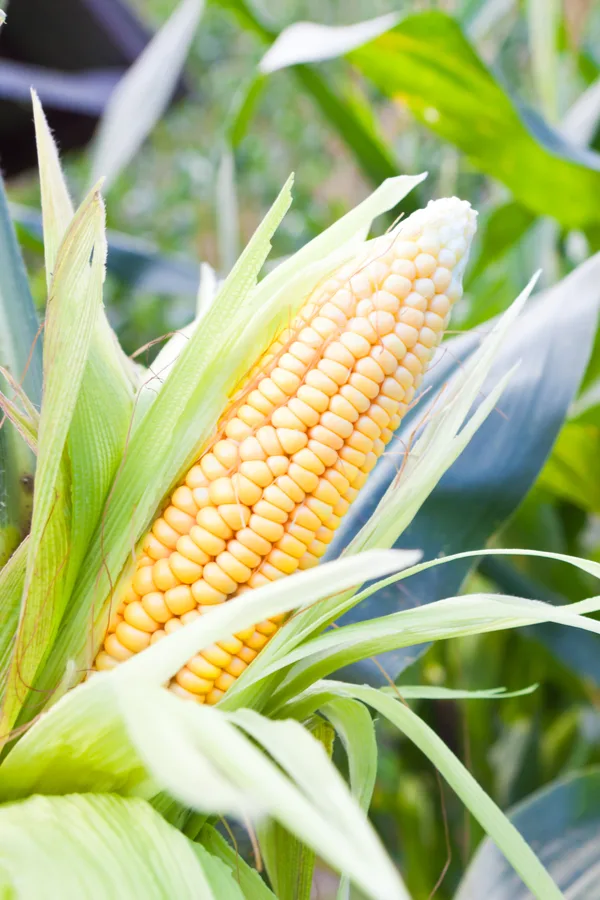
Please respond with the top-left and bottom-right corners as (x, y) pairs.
(1, 93), (600, 900)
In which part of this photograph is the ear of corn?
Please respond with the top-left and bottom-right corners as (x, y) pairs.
(93, 198), (477, 702)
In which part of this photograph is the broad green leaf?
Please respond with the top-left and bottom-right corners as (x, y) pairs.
(0, 793), (226, 899)
(0, 174), (42, 566)
(0, 186), (107, 738)
(199, 824), (277, 899)
(455, 768), (600, 899)
(348, 13), (600, 228)
(90, 0), (204, 190)
(537, 422), (600, 513)
(32, 92), (136, 586)
(526, 0), (560, 122)
(467, 202), (536, 287)
(307, 682), (563, 900)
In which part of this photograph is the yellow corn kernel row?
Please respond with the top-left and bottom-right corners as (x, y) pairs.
(93, 198), (477, 704)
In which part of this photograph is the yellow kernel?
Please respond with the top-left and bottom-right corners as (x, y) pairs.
(215, 672), (236, 692)
(267, 455), (289, 477)
(262, 484), (295, 513)
(391, 258), (417, 280)
(95, 651), (119, 671)
(404, 291), (427, 312)
(349, 373), (379, 399)
(142, 591), (171, 624)
(395, 323), (419, 349)
(291, 448), (325, 476)
(124, 601), (159, 634)
(415, 253), (437, 277)
(208, 477), (235, 506)
(237, 526), (272, 556)
(164, 618), (182, 635)
(164, 584), (196, 616)
(313, 479), (340, 505)
(308, 539), (328, 556)
(297, 384), (329, 413)
(347, 271), (372, 299)
(164, 505), (195, 535)
(363, 451), (378, 473)
(320, 301), (348, 327)
(276, 474), (306, 503)
(225, 418), (252, 441)
(248, 572), (272, 588)
(116, 622), (151, 653)
(267, 548), (299, 575)
(196, 507), (233, 540)
(393, 240), (418, 260)
(309, 424), (344, 450)
(413, 342), (433, 363)
(203, 644), (233, 668)
(149, 559), (177, 592)
(217, 636), (244, 657)
(246, 631), (269, 651)
(419, 326), (437, 349)
(132, 565), (156, 597)
(355, 356), (385, 384)
(227, 473), (260, 507)
(415, 278), (435, 300)
(383, 274), (411, 300)
(369, 404), (390, 429)
(289, 340), (316, 365)
(259, 378), (287, 405)
(288, 462), (319, 493)
(279, 352), (306, 377)
(175, 668), (212, 695)
(142, 533), (171, 560)
(253, 499), (288, 524)
(191, 580), (227, 606)
(169, 552), (203, 584)
(321, 411), (354, 440)
(339, 445), (366, 468)
(347, 430), (373, 454)
(188, 655), (221, 679)
(185, 465), (208, 489)
(205, 689), (225, 706)
(200, 453), (228, 481)
(293, 505), (321, 531)
(227, 658), (248, 678)
(403, 352), (423, 376)
(276, 533), (307, 559)
(213, 439), (239, 468)
(306, 497), (334, 524)
(171, 486), (198, 517)
(324, 341), (356, 368)
(275, 428), (306, 455)
(216, 551), (252, 583)
(203, 561), (238, 594)
(334, 457), (359, 482)
(311, 316), (338, 340)
(340, 331), (371, 358)
(304, 370), (337, 398)
(238, 437), (265, 462)
(438, 248), (456, 267)
(176, 534), (209, 566)
(240, 460), (274, 488)
(431, 267), (451, 292)
(190, 524), (226, 557)
(191, 487), (210, 510)
(381, 333), (407, 361)
(152, 518), (180, 550)
(298, 326), (322, 348)
(325, 469), (350, 493)
(371, 345), (398, 376)
(105, 634), (134, 661)
(271, 368), (302, 395)
(249, 514), (285, 543)
(368, 310), (396, 336)
(425, 311), (445, 332)
(240, 402), (269, 427)
(219, 503), (251, 531)
(381, 377), (406, 401)
(239, 646), (258, 664)
(339, 384), (370, 414)
(287, 397), (320, 427)
(287, 522), (317, 544)
(256, 425), (284, 456)
(395, 367), (414, 389)
(227, 539), (261, 568)
(318, 357), (350, 385)
(308, 438), (338, 467)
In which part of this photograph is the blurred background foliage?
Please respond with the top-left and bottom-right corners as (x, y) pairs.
(4, 0), (600, 896)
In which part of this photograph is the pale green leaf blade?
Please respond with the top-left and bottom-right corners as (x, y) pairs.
(314, 682), (562, 900)
(199, 824), (277, 899)
(0, 539), (27, 686)
(90, 0), (204, 190)
(0, 793), (222, 899)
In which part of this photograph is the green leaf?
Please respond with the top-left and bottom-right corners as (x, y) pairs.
(455, 767), (600, 899)
(538, 421), (600, 512)
(0, 186), (107, 738)
(467, 202), (536, 286)
(199, 824), (277, 899)
(347, 12), (600, 228)
(0, 793), (228, 899)
(0, 174), (42, 565)
(90, 0), (204, 191)
(32, 92), (136, 587)
(306, 682), (563, 900)
(0, 539), (27, 687)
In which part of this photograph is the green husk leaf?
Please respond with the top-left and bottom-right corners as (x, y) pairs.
(0, 793), (226, 899)
(0, 186), (107, 738)
(199, 824), (277, 899)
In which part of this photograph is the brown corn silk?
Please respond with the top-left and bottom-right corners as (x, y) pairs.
(93, 198), (477, 703)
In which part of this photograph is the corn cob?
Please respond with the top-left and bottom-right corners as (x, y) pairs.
(93, 198), (477, 703)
